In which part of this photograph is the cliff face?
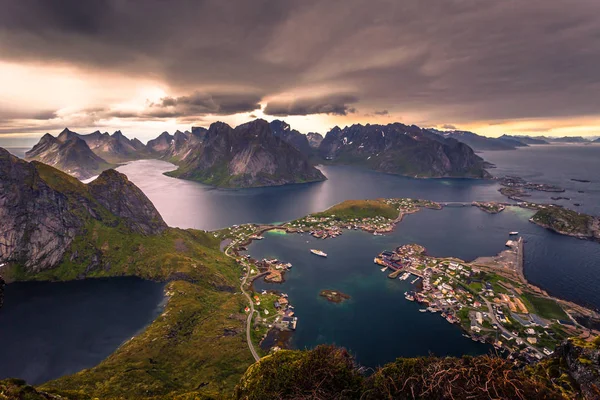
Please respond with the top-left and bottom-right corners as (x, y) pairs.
(307, 132), (324, 148)
(319, 123), (490, 178)
(0, 148), (166, 273)
(25, 133), (112, 180)
(88, 169), (167, 235)
(157, 130), (205, 161)
(166, 120), (326, 187)
(555, 339), (600, 399)
(57, 128), (148, 163)
(269, 120), (312, 156)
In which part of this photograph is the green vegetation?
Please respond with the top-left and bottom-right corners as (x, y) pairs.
(522, 293), (569, 320)
(531, 206), (598, 240)
(234, 345), (564, 400)
(313, 199), (399, 220)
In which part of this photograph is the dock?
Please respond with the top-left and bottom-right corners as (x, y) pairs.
(388, 269), (404, 279)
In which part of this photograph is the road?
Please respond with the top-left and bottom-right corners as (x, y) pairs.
(224, 240), (260, 362)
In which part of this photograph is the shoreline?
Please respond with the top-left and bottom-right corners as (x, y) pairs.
(222, 197), (600, 357)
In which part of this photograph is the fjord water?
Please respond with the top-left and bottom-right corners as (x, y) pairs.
(115, 160), (505, 230)
(0, 277), (166, 385)
(248, 206), (600, 367)
(481, 144), (600, 216)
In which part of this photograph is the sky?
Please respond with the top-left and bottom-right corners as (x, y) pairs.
(1, 0), (600, 145)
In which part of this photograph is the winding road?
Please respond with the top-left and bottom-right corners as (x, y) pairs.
(224, 240), (260, 362)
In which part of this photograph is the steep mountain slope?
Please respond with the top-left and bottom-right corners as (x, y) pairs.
(430, 129), (519, 150)
(53, 128), (150, 163)
(158, 129), (206, 161)
(306, 132), (324, 148)
(24, 133), (113, 180)
(319, 123), (490, 178)
(269, 120), (312, 156)
(165, 119), (326, 187)
(1, 147), (165, 274)
(146, 131), (173, 153)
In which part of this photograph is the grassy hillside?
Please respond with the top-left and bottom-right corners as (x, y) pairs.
(312, 199), (399, 220)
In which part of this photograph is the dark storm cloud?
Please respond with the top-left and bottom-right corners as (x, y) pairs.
(264, 95), (358, 116)
(374, 110), (389, 116)
(1, 0), (600, 123)
(151, 92), (261, 116)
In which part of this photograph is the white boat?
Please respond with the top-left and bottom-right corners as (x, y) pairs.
(419, 309), (427, 313)
(251, 235), (264, 240)
(509, 231), (519, 235)
(380, 267), (388, 272)
(310, 249), (327, 257)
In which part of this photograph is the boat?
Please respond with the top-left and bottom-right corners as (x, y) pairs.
(419, 309), (427, 313)
(310, 249), (327, 257)
(404, 291), (415, 301)
(380, 267), (388, 272)
(509, 231), (519, 235)
(251, 235), (264, 240)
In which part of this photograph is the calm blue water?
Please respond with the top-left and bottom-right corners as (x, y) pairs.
(0, 277), (165, 384)
(481, 144), (600, 216)
(113, 160), (505, 230)
(248, 206), (600, 367)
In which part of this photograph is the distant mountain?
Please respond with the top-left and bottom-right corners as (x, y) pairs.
(160, 129), (206, 161)
(319, 123), (490, 178)
(53, 128), (150, 163)
(548, 136), (591, 143)
(25, 132), (113, 180)
(146, 131), (173, 153)
(0, 148), (166, 273)
(594, 138), (600, 143)
(307, 132), (324, 148)
(499, 135), (548, 145)
(269, 120), (312, 156)
(429, 129), (519, 151)
(165, 119), (326, 187)
(522, 135), (591, 143)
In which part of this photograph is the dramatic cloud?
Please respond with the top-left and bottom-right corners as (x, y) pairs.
(150, 92), (261, 117)
(264, 95), (358, 116)
(441, 124), (457, 130)
(1, 0), (600, 139)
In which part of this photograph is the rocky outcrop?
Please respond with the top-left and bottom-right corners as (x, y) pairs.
(307, 132), (324, 148)
(165, 119), (326, 187)
(0, 148), (166, 273)
(530, 206), (600, 242)
(25, 133), (111, 180)
(269, 120), (312, 156)
(88, 169), (167, 235)
(319, 123), (490, 178)
(0, 275), (5, 309)
(554, 339), (600, 399)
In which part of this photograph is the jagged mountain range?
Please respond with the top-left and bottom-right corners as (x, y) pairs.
(24, 132), (114, 180)
(30, 120), (595, 185)
(164, 119), (325, 187)
(319, 123), (491, 178)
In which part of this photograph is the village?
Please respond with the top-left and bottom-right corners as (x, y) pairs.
(374, 242), (593, 363)
(214, 198), (599, 359)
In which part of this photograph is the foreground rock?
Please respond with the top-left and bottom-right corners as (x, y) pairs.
(165, 119), (325, 188)
(0, 148), (166, 273)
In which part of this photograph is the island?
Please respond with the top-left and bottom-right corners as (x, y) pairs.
(530, 205), (600, 242)
(319, 289), (351, 303)
(497, 175), (565, 201)
(472, 201), (506, 214)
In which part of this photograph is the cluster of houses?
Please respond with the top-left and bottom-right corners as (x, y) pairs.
(286, 214), (396, 236)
